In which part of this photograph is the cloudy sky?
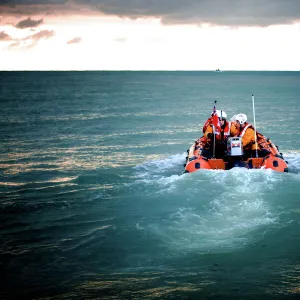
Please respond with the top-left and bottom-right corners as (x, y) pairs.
(0, 0), (300, 70)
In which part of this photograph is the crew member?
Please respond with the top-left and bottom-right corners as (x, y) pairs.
(234, 113), (269, 158)
(201, 110), (238, 159)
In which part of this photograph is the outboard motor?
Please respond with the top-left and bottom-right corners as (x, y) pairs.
(226, 137), (246, 168)
(227, 137), (243, 156)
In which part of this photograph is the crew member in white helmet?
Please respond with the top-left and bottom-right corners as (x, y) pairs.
(234, 113), (262, 157)
(202, 110), (239, 158)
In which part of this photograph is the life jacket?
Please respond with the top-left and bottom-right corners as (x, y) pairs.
(223, 121), (231, 139)
(202, 116), (213, 133)
(203, 117), (231, 142)
(239, 123), (267, 152)
(215, 121), (231, 142)
(239, 122), (253, 137)
(235, 123), (280, 156)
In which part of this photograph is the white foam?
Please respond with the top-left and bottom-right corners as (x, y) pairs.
(135, 152), (185, 171)
(134, 152), (186, 179)
(132, 151), (300, 253)
(147, 193), (278, 253)
(283, 151), (300, 174)
(135, 166), (284, 253)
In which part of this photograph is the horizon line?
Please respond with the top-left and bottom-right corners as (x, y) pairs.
(0, 69), (299, 72)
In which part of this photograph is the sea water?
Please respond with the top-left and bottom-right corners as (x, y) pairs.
(1, 71), (300, 299)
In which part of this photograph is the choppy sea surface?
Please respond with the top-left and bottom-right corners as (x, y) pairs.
(1, 71), (300, 300)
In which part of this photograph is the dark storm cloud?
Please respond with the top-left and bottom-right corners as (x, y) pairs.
(15, 17), (43, 28)
(0, 0), (70, 17)
(1, 0), (300, 27)
(73, 0), (300, 26)
(67, 36), (81, 44)
(0, 31), (12, 40)
(1, 0), (65, 4)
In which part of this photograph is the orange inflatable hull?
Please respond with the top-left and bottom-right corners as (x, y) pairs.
(184, 141), (288, 173)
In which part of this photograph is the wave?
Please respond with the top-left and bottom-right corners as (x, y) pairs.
(131, 152), (300, 254)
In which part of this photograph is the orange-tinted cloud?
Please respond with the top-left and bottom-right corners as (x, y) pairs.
(0, 31), (12, 41)
(8, 29), (55, 49)
(67, 36), (81, 44)
(8, 41), (21, 48)
(113, 37), (128, 43)
(25, 29), (55, 41)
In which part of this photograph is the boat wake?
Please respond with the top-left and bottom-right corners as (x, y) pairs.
(132, 152), (300, 254)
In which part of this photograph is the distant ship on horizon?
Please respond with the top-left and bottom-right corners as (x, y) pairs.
(215, 68), (221, 72)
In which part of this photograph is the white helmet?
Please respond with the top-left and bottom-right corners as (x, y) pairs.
(235, 113), (247, 125)
(216, 110), (227, 120)
(230, 114), (237, 122)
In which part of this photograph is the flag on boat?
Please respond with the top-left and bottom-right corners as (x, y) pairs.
(212, 104), (221, 134)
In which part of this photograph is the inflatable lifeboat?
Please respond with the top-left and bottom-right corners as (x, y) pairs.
(184, 136), (288, 173)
